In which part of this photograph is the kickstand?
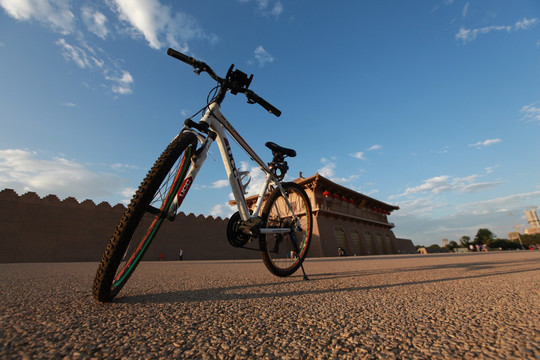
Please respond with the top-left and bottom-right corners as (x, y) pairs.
(300, 262), (309, 281)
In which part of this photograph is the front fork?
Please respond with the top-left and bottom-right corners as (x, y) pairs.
(167, 130), (214, 218)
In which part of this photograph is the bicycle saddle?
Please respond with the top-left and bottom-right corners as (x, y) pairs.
(265, 142), (296, 158)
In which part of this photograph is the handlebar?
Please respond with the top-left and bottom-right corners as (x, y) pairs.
(245, 90), (281, 117)
(167, 48), (281, 117)
(166, 48), (196, 65)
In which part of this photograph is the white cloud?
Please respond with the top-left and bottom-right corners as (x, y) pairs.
(520, 102), (540, 123)
(318, 158), (336, 178)
(0, 149), (128, 202)
(469, 138), (502, 149)
(462, 2), (469, 18)
(111, 0), (166, 49)
(0, 0), (75, 34)
(350, 145), (382, 160)
(396, 175), (453, 197)
(195, 165), (266, 195)
(56, 38), (93, 68)
(270, 1), (283, 17)
(81, 6), (108, 39)
(515, 17), (538, 30)
(56, 38), (134, 95)
(331, 174), (361, 185)
(393, 189), (540, 245)
(106, 70), (134, 95)
(461, 181), (503, 193)
(391, 172), (503, 199)
(3, 0), (219, 97)
(456, 25), (510, 42)
(253, 46), (274, 66)
(238, 0), (283, 18)
(392, 196), (446, 217)
(350, 152), (365, 160)
(317, 157), (363, 187)
(110, 0), (216, 50)
(110, 163), (138, 170)
(457, 190), (540, 216)
(438, 145), (449, 154)
(456, 17), (538, 43)
(210, 179), (229, 189)
(120, 187), (137, 204)
(241, 166), (266, 197)
(209, 202), (235, 218)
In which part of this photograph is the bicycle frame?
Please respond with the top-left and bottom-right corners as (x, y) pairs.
(167, 102), (297, 234)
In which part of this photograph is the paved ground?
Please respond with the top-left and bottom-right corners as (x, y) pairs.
(1, 251), (539, 359)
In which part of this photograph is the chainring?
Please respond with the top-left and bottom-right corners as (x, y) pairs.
(226, 211), (253, 248)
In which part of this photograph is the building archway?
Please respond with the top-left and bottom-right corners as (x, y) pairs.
(350, 229), (364, 255)
(364, 231), (375, 255)
(333, 226), (348, 256)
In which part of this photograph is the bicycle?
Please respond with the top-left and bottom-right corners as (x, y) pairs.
(93, 48), (313, 302)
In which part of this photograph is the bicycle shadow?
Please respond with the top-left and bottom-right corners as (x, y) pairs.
(114, 259), (540, 305)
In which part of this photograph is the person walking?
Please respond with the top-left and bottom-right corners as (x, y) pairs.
(179, 248), (183, 261)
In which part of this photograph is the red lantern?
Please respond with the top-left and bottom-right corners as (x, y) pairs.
(322, 190), (330, 197)
(340, 196), (347, 202)
(348, 199), (354, 204)
(332, 194), (339, 199)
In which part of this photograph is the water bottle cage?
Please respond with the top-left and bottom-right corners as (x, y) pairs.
(239, 171), (251, 194)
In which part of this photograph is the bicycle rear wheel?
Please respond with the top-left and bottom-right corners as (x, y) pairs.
(93, 132), (197, 302)
(259, 182), (313, 277)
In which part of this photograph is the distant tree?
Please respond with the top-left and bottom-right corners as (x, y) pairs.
(474, 228), (496, 245)
(486, 238), (520, 250)
(521, 234), (540, 247)
(459, 236), (472, 248)
(429, 244), (441, 249)
(445, 241), (459, 251)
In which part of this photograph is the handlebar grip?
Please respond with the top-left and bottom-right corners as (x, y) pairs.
(246, 90), (281, 117)
(167, 48), (196, 66)
(257, 97), (281, 117)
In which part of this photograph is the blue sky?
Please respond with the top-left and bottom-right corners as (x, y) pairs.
(1, 0), (539, 246)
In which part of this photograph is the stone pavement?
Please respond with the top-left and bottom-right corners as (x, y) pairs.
(1, 251), (539, 359)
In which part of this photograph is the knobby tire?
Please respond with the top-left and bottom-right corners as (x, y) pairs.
(93, 132), (197, 302)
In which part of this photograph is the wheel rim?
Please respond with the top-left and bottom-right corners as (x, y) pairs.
(264, 188), (311, 271)
(112, 145), (193, 289)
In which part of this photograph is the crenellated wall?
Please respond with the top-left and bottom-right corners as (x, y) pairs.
(0, 189), (259, 263)
(1, 177), (416, 263)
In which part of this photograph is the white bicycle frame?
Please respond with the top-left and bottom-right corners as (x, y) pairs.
(168, 102), (300, 235)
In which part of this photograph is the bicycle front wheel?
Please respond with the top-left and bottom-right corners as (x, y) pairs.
(259, 182), (313, 277)
(93, 132), (197, 302)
